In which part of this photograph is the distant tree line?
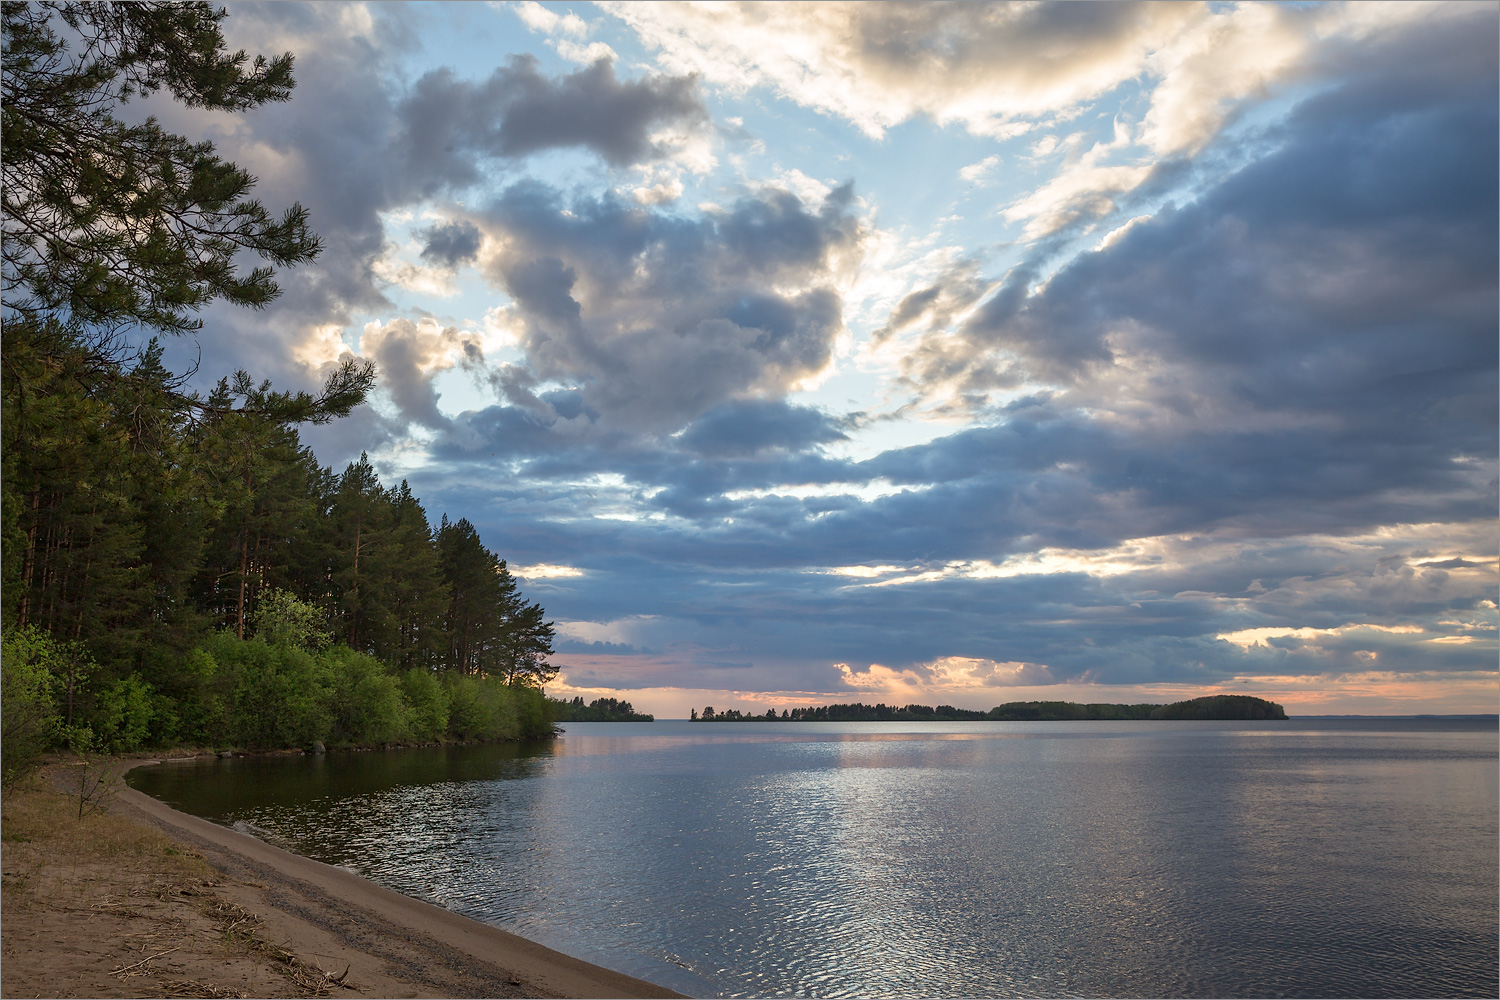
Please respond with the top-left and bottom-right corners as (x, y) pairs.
(555, 697), (654, 722)
(693, 696), (1287, 723)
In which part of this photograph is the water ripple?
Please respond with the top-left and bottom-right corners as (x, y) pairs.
(130, 720), (1499, 998)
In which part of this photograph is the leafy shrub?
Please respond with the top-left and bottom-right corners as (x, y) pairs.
(86, 674), (155, 752)
(442, 674), (523, 740)
(512, 684), (559, 739)
(399, 668), (449, 742)
(1, 627), (63, 787)
(253, 588), (331, 650)
(443, 674), (491, 740)
(176, 648), (235, 747)
(321, 646), (407, 746)
(206, 633), (331, 749)
(478, 677), (521, 741)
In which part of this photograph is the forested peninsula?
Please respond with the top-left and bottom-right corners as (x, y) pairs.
(0, 4), (571, 788)
(693, 695), (1289, 722)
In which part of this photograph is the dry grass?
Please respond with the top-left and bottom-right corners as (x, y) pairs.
(1, 771), (333, 998)
(3, 771), (215, 872)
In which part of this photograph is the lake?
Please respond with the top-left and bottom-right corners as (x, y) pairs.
(127, 718), (1499, 998)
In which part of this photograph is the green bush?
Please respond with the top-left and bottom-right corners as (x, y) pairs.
(513, 684), (559, 739)
(399, 668), (449, 741)
(443, 674), (526, 740)
(146, 688), (182, 747)
(322, 646), (407, 746)
(253, 588), (332, 650)
(178, 648), (235, 747)
(1, 627), (63, 787)
(207, 633), (331, 749)
(443, 674), (491, 740)
(23, 626), (568, 755)
(478, 676), (520, 741)
(87, 674), (155, 752)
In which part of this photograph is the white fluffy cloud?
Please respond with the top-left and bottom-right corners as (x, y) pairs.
(598, 2), (1447, 245)
(601, 1), (1198, 138)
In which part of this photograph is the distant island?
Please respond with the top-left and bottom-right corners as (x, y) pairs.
(692, 695), (1287, 722)
(554, 696), (654, 722)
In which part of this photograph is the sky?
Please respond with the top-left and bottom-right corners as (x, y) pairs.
(154, 1), (1496, 717)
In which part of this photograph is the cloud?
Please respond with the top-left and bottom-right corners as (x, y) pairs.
(419, 220), (483, 268)
(459, 180), (863, 436)
(676, 400), (848, 458)
(396, 56), (707, 171)
(1002, 163), (1154, 240)
(911, 14), (1499, 412)
(600, 0), (1200, 138)
(1135, 3), (1302, 156)
(958, 155), (1000, 184)
(509, 0), (588, 38)
(987, 3), (1472, 242)
(873, 257), (990, 343)
(358, 316), (486, 430)
(606, 1), (1454, 251)
(924, 657), (1058, 689)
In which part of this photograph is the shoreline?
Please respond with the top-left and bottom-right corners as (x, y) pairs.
(118, 759), (685, 999)
(4, 757), (683, 999)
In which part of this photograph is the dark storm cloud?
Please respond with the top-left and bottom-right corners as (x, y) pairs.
(419, 220), (483, 268)
(396, 56), (706, 173)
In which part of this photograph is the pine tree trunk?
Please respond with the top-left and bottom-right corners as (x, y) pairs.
(18, 490), (40, 626)
(348, 519), (362, 649)
(237, 532), (248, 639)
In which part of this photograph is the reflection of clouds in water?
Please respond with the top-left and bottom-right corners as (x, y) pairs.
(149, 722), (1498, 998)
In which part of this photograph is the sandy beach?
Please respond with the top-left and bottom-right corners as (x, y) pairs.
(0, 758), (683, 999)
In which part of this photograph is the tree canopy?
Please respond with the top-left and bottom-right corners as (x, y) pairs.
(2, 1), (315, 334)
(0, 1), (374, 423)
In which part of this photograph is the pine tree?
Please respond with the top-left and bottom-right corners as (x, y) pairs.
(192, 378), (322, 638)
(1, 2), (374, 426)
(2, 2), (317, 337)
(436, 516), (509, 675)
(498, 597), (558, 688)
(328, 454), (396, 655)
(383, 481), (450, 669)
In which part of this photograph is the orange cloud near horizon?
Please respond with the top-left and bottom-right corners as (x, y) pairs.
(548, 658), (1499, 720)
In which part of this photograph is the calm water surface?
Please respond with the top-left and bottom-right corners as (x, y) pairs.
(129, 718), (1499, 998)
